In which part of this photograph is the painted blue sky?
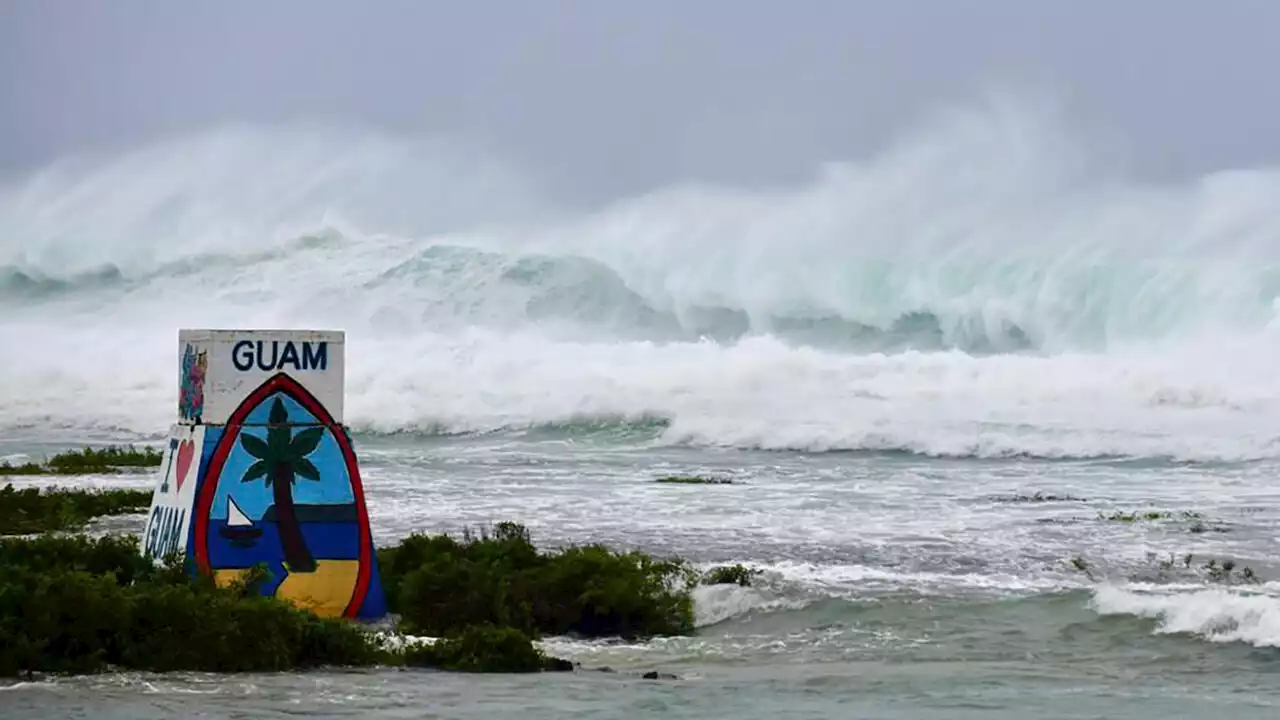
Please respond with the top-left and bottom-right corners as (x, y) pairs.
(207, 393), (354, 522)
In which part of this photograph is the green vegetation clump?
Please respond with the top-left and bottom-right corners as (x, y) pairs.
(1066, 550), (1262, 586)
(1069, 555), (1094, 581)
(701, 563), (761, 587)
(0, 535), (382, 676)
(0, 445), (163, 476)
(997, 491), (1088, 503)
(0, 462), (44, 476)
(0, 520), (701, 678)
(1094, 508), (1228, 534)
(654, 475), (735, 485)
(0, 482), (692, 678)
(0, 534), (579, 678)
(1154, 553), (1261, 584)
(401, 624), (572, 673)
(0, 533), (157, 582)
(1097, 509), (1204, 523)
(0, 485), (152, 535)
(378, 521), (697, 640)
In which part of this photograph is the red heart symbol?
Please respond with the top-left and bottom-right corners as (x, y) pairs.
(175, 439), (195, 492)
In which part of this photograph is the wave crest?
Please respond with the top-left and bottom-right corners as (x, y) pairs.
(1092, 585), (1280, 647)
(5, 95), (1280, 459)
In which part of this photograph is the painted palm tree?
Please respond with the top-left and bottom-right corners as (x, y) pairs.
(239, 397), (324, 572)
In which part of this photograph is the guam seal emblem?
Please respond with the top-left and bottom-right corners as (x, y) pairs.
(190, 372), (385, 619)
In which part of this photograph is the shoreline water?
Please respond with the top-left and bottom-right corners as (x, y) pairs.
(4, 435), (1280, 719)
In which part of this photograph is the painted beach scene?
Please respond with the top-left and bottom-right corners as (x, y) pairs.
(5, 4), (1280, 720)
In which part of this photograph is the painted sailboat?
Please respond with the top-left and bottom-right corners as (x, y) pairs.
(219, 495), (262, 546)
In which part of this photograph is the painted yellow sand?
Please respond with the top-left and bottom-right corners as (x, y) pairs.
(276, 560), (360, 617)
(213, 559), (360, 618)
(213, 567), (251, 588)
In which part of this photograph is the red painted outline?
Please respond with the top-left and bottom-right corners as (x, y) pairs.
(192, 372), (373, 618)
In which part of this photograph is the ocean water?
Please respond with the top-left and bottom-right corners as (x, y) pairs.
(4, 99), (1280, 718)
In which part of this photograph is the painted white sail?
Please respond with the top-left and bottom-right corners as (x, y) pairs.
(227, 496), (253, 527)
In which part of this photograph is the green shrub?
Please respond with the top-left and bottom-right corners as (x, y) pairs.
(0, 485), (153, 535)
(0, 461), (44, 476)
(0, 534), (161, 584)
(0, 540), (382, 677)
(0, 445), (163, 476)
(402, 625), (570, 673)
(380, 522), (696, 640)
(701, 563), (761, 587)
(0, 520), (691, 677)
(117, 572), (383, 673)
(0, 568), (132, 676)
(0, 529), (615, 677)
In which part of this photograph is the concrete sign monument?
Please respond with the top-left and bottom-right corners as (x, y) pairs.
(143, 329), (387, 621)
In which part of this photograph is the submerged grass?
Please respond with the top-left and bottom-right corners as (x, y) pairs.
(994, 491), (1089, 503)
(1067, 550), (1263, 585)
(1097, 509), (1204, 523)
(0, 485), (153, 535)
(654, 475), (735, 485)
(1094, 508), (1229, 534)
(0, 445), (163, 476)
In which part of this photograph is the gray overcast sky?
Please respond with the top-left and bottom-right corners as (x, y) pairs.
(3, 1), (1279, 204)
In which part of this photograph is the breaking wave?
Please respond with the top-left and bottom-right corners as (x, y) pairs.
(1092, 585), (1280, 648)
(0, 240), (1047, 353)
(5, 91), (1280, 460)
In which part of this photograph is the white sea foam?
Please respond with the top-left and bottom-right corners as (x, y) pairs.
(763, 559), (1079, 597)
(1091, 584), (1280, 647)
(690, 581), (810, 628)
